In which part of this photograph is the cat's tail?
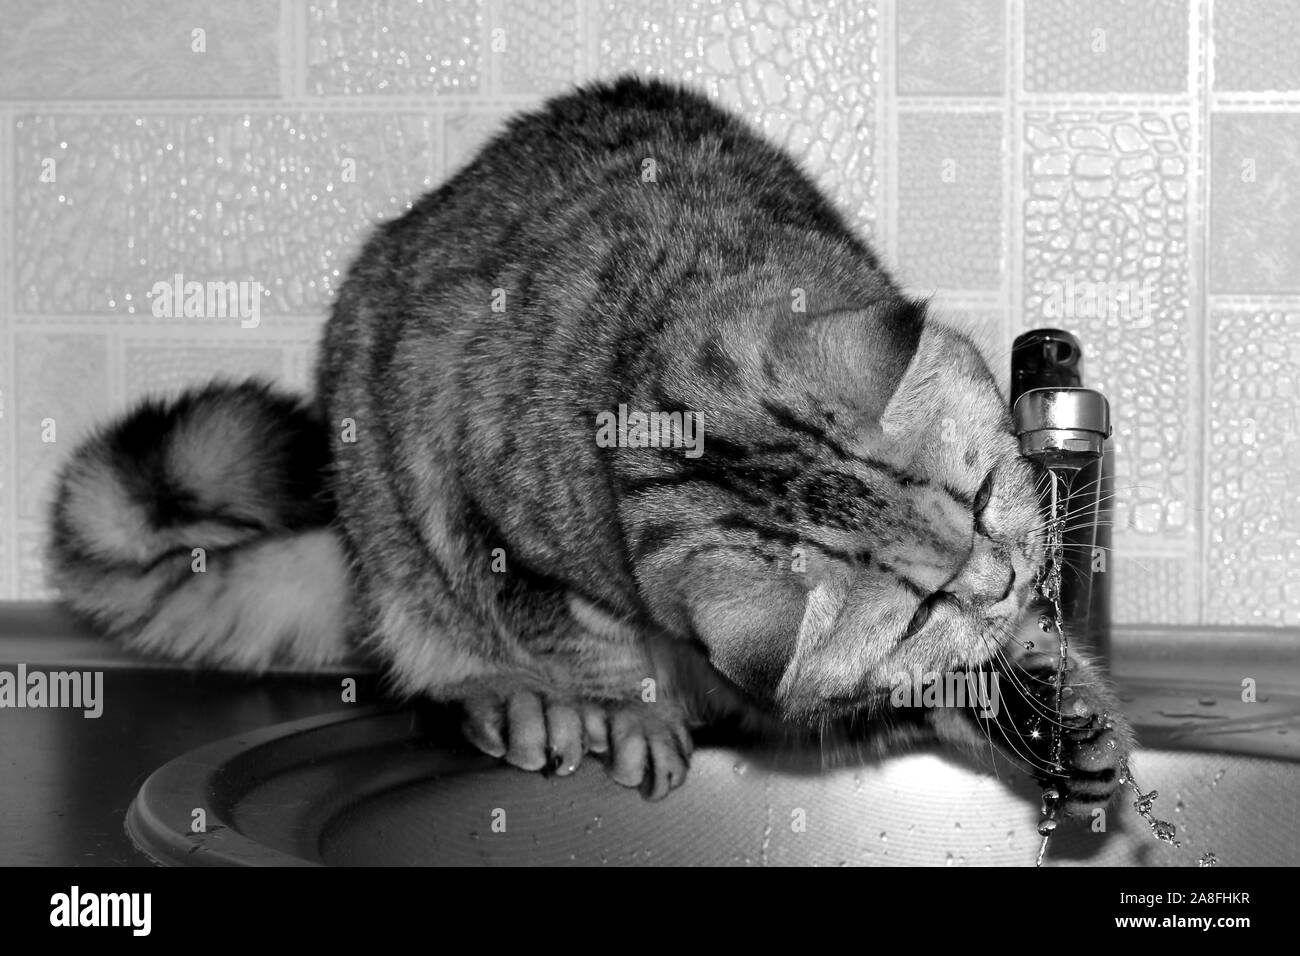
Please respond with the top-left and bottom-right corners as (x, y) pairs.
(45, 380), (359, 671)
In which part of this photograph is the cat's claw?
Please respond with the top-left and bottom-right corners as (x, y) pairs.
(606, 702), (694, 800)
(460, 692), (693, 799)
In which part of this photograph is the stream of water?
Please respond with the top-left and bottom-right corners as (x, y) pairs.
(1033, 470), (1182, 866)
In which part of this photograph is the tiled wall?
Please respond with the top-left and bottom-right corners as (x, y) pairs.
(1, 1), (1297, 626)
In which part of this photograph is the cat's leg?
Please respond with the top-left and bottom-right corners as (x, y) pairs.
(931, 615), (1135, 815)
(460, 690), (694, 799)
(455, 596), (700, 800)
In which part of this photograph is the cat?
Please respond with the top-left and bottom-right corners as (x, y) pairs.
(47, 76), (1131, 808)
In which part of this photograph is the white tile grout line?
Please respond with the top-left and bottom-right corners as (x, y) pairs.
(5, 95), (1297, 117)
(0, 96), (552, 114)
(1194, 0), (1211, 626)
(484, 0), (501, 97)
(1006, 0), (1021, 377)
(879, 0), (897, 271)
(2, 103), (14, 599)
(279, 0), (295, 100)
(582, 0), (600, 80)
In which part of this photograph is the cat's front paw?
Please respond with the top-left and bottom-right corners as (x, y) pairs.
(1012, 651), (1134, 815)
(603, 701), (694, 799)
(459, 692), (693, 800)
(461, 691), (596, 776)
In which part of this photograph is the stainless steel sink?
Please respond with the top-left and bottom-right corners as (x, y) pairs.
(125, 626), (1300, 866)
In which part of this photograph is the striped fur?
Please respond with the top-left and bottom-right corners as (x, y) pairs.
(47, 77), (1131, 807)
(47, 381), (357, 670)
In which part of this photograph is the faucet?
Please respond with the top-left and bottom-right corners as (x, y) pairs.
(1010, 330), (1113, 665)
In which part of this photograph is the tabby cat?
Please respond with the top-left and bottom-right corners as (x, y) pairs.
(48, 77), (1130, 807)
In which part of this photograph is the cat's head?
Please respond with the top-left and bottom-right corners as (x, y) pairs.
(635, 301), (1046, 724)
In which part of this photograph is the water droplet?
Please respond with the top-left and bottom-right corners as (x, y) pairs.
(879, 831), (888, 843)
(837, 860), (848, 867)
(906, 823), (915, 833)
(1150, 819), (1180, 846)
(1198, 697), (1216, 707)
(1037, 819), (1057, 836)
(469, 831), (480, 841)
(1211, 768), (1226, 787)
(953, 821), (963, 830)
(732, 762), (748, 776)
(983, 844), (992, 853)
(1198, 851), (1219, 868)
(1106, 739), (1117, 750)
(1133, 789), (1159, 815)
(945, 852), (954, 866)
(1040, 787), (1059, 815)
(1038, 614), (1053, 632)
(1006, 829), (1015, 845)
(1023, 640), (1036, 650)
(1174, 796), (1185, 814)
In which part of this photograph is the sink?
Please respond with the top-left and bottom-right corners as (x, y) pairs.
(126, 626), (1300, 866)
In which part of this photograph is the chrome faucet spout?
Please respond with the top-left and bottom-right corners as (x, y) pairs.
(1013, 386), (1111, 472)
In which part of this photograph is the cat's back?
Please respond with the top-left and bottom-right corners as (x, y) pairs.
(354, 76), (867, 286)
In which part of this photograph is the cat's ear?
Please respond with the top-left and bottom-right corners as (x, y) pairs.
(770, 297), (926, 421)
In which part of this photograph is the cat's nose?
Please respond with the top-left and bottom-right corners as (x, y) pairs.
(947, 543), (1015, 606)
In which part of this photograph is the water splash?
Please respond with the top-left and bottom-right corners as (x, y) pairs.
(1198, 851), (1219, 867)
(1120, 758), (1181, 848)
(759, 780), (774, 866)
(1035, 472), (1069, 867)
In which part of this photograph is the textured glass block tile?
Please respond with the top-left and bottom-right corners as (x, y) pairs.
(1111, 552), (1191, 624)
(307, 0), (481, 95)
(897, 0), (1003, 95)
(16, 112), (435, 316)
(896, 111), (1003, 290)
(494, 0), (582, 95)
(122, 342), (287, 401)
(1023, 0), (1188, 94)
(19, 527), (56, 600)
(1210, 114), (1300, 294)
(1022, 110), (1193, 537)
(595, 0), (879, 229)
(1206, 308), (1300, 626)
(444, 109), (515, 175)
(14, 332), (109, 521)
(0, 0), (278, 99)
(1213, 0), (1300, 92)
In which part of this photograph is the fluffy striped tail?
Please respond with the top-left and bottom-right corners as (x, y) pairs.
(46, 380), (358, 671)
